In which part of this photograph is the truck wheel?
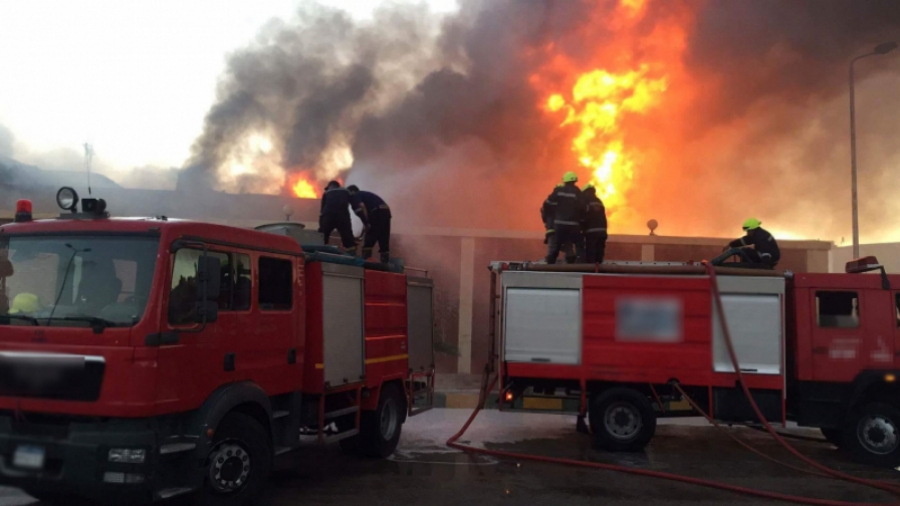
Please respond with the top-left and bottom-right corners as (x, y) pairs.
(843, 402), (900, 468)
(820, 428), (842, 447)
(198, 412), (273, 506)
(589, 387), (656, 452)
(361, 383), (404, 458)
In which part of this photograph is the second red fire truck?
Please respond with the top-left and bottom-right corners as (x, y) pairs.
(492, 259), (900, 467)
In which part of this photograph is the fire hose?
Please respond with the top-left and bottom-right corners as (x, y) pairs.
(445, 261), (900, 505)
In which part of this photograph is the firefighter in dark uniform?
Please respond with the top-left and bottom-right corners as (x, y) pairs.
(541, 183), (574, 260)
(580, 183), (608, 264)
(347, 185), (392, 264)
(319, 181), (357, 255)
(727, 218), (780, 267)
(545, 171), (584, 264)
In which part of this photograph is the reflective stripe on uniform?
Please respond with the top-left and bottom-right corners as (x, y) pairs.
(554, 220), (579, 226)
(740, 237), (747, 246)
(556, 193), (577, 198)
(585, 227), (607, 233)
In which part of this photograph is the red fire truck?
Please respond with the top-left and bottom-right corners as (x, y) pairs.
(0, 190), (435, 504)
(491, 260), (900, 467)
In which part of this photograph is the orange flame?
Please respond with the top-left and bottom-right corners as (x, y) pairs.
(545, 65), (667, 212)
(290, 174), (318, 199)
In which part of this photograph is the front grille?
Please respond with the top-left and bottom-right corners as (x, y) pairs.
(0, 353), (105, 402)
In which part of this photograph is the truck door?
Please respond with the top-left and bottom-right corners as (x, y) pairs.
(809, 289), (892, 382)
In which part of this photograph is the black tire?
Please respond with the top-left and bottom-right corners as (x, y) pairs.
(360, 383), (405, 458)
(589, 387), (657, 452)
(197, 412), (273, 506)
(842, 402), (900, 468)
(820, 428), (842, 447)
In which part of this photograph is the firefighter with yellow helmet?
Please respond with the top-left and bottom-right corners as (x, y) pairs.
(544, 171), (584, 264)
(726, 218), (780, 267)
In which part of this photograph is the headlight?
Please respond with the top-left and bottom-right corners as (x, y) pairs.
(108, 448), (146, 463)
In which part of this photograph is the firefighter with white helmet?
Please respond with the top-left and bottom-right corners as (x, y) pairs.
(726, 218), (780, 267)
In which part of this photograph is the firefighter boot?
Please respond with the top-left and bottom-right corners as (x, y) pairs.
(380, 251), (390, 264)
(361, 247), (373, 260)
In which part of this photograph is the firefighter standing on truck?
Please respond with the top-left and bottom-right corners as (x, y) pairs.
(319, 181), (357, 255)
(727, 218), (780, 267)
(580, 183), (608, 263)
(545, 171), (584, 264)
(542, 183), (575, 261)
(347, 185), (392, 264)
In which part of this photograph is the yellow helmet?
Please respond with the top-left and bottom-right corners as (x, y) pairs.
(742, 218), (761, 231)
(562, 171), (578, 183)
(9, 293), (40, 314)
(582, 183), (595, 191)
(555, 183), (564, 188)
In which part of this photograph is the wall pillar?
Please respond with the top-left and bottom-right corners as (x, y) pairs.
(457, 237), (475, 374)
(641, 244), (655, 262)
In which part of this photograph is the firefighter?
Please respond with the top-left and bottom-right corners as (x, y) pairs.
(347, 185), (392, 264)
(545, 171), (584, 264)
(542, 183), (577, 262)
(726, 218), (780, 267)
(319, 181), (357, 255)
(580, 183), (608, 264)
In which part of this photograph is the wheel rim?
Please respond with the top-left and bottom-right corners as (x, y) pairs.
(857, 415), (899, 455)
(208, 441), (251, 494)
(603, 401), (642, 440)
(380, 397), (399, 441)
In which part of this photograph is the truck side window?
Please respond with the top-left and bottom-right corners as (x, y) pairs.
(169, 249), (232, 324)
(258, 257), (292, 311)
(815, 291), (859, 329)
(233, 254), (251, 311)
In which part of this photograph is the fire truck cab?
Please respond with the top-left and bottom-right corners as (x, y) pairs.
(0, 191), (435, 504)
(491, 259), (900, 467)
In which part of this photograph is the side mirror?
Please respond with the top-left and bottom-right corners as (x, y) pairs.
(195, 255), (221, 324)
(0, 259), (12, 278)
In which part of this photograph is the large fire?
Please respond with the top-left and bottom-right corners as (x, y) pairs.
(545, 65), (667, 213)
(290, 174), (318, 199)
(534, 0), (690, 224)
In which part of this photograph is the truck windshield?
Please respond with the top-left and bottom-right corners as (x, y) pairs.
(0, 235), (159, 329)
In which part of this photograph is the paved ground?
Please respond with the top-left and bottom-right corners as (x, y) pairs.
(3, 409), (900, 505)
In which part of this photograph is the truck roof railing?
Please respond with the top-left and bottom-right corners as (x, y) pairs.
(489, 261), (784, 278)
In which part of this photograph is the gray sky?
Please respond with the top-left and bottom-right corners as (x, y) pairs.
(0, 0), (457, 171)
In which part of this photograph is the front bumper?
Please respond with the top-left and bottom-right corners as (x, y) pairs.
(0, 414), (200, 503)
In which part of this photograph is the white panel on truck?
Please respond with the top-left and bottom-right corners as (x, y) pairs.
(502, 272), (583, 365)
(322, 263), (366, 386)
(712, 276), (785, 375)
(407, 277), (434, 372)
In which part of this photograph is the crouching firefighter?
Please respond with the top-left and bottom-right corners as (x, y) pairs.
(545, 171), (584, 264)
(727, 218), (780, 267)
(319, 181), (357, 255)
(580, 183), (608, 264)
(347, 185), (392, 264)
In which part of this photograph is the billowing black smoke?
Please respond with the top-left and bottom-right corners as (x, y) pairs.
(186, 0), (900, 240)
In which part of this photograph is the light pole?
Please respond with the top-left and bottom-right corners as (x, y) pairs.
(849, 41), (897, 259)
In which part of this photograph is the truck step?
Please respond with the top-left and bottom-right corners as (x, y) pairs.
(157, 487), (194, 500)
(272, 410), (290, 419)
(322, 428), (359, 444)
(274, 446), (294, 456)
(159, 442), (197, 455)
(324, 406), (359, 419)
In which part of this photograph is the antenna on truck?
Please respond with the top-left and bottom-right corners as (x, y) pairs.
(83, 143), (94, 196)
